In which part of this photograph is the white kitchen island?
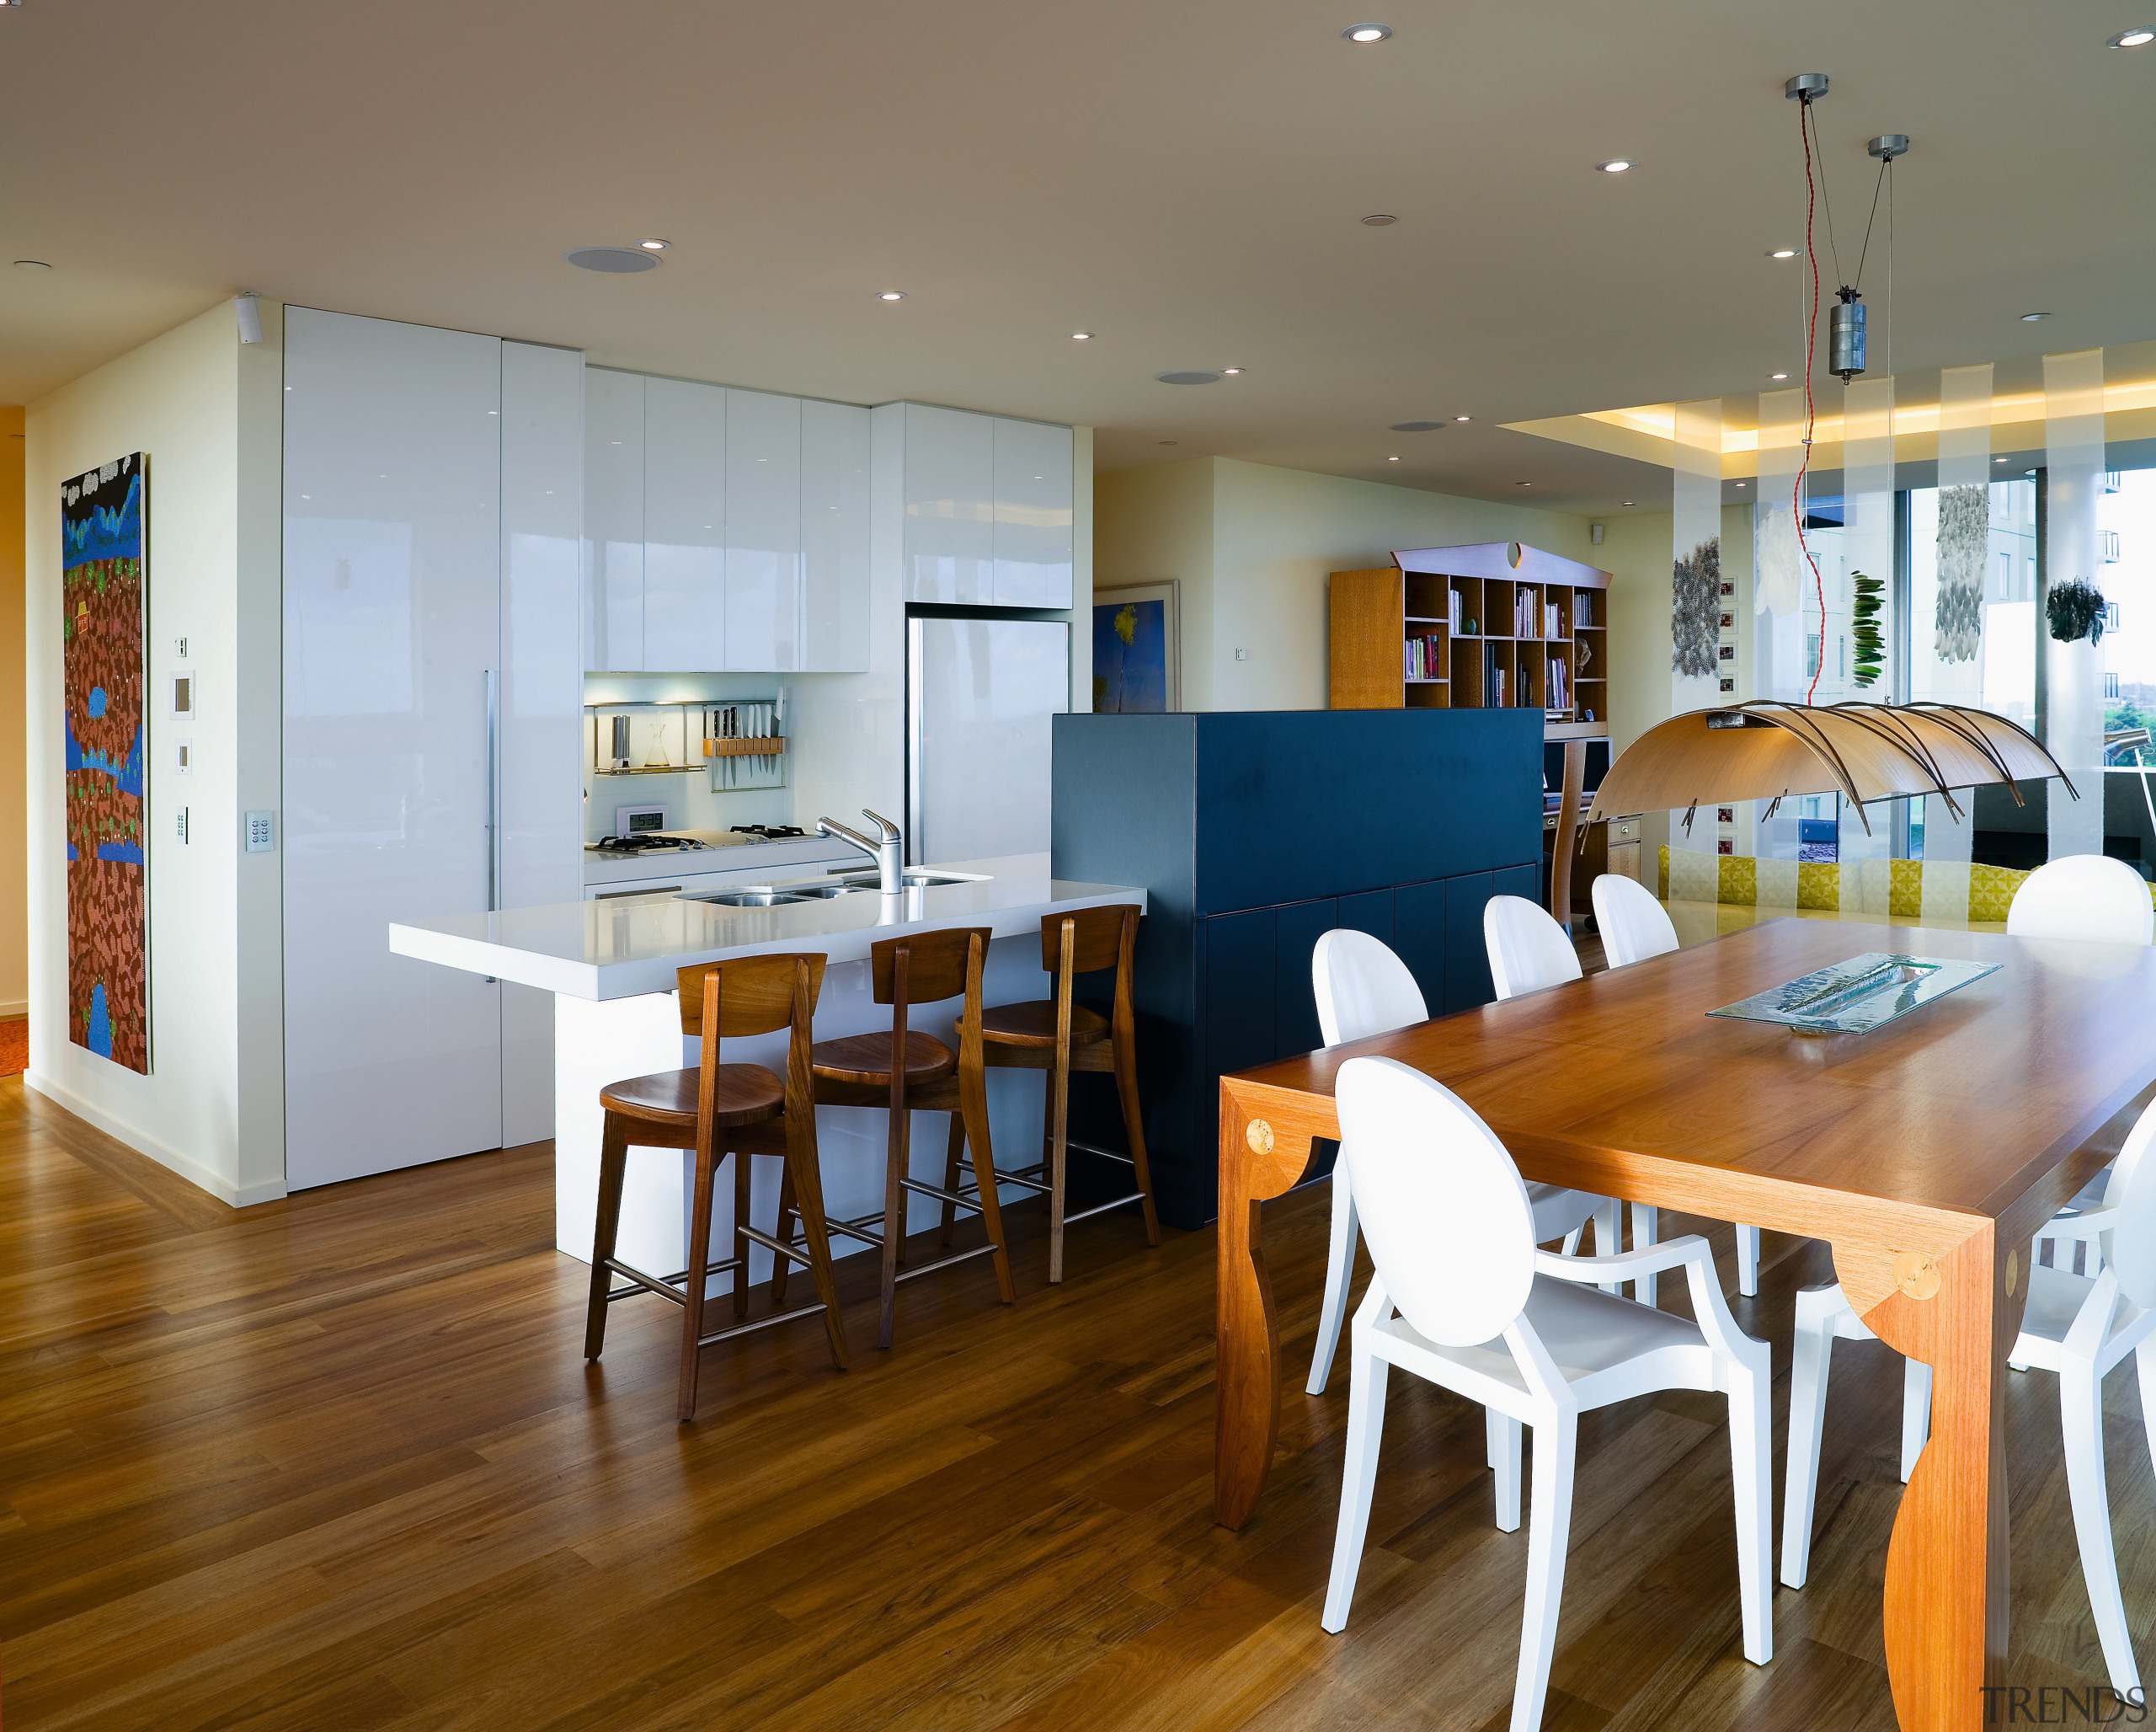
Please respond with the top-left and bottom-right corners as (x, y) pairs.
(389, 854), (1145, 1292)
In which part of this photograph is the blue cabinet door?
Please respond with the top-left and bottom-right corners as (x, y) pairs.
(1203, 908), (1278, 1084)
(1443, 870), (1497, 1013)
(1273, 897), (1337, 1057)
(1337, 888), (1395, 947)
(1497, 862), (1541, 906)
(1391, 880), (1446, 1018)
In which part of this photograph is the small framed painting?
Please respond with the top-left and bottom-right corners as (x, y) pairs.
(1092, 581), (1179, 714)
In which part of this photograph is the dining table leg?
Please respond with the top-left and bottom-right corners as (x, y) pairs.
(1215, 1079), (1327, 1531)
(1838, 1223), (2028, 1732)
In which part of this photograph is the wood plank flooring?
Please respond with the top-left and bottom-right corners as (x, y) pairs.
(3, 1072), (2151, 1730)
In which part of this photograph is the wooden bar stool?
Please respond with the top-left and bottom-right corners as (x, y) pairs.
(954, 904), (1160, 1284)
(804, 925), (1014, 1350)
(584, 952), (848, 1421)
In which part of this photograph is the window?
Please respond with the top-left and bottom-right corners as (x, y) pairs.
(2102, 530), (2121, 564)
(2107, 671), (2121, 701)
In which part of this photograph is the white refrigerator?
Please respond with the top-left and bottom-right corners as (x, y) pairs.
(906, 615), (1070, 867)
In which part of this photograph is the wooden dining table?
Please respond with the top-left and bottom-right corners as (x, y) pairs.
(1213, 916), (2156, 1732)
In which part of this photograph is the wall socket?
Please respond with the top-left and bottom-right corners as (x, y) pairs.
(1234, 647), (1247, 661)
(244, 810), (275, 853)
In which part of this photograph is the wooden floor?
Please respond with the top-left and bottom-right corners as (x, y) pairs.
(3, 1073), (2152, 1731)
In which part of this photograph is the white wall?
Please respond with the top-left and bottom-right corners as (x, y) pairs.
(25, 298), (286, 1204)
(1096, 456), (1604, 712)
(1597, 502), (1755, 755)
(1091, 457), (1217, 708)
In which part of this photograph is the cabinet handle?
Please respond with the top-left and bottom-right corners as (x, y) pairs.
(485, 668), (499, 914)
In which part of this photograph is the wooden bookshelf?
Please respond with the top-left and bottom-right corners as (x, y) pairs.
(1328, 541), (1614, 735)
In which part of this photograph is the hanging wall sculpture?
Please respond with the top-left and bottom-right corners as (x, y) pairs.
(1850, 570), (1885, 687)
(1672, 535), (1721, 678)
(2047, 577), (2108, 646)
(1935, 484), (1988, 663)
(62, 455), (150, 1072)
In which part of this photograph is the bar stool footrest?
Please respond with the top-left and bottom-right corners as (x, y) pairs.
(604, 1256), (744, 1307)
(694, 1300), (830, 1349)
(1065, 1139), (1137, 1167)
(890, 1240), (1004, 1286)
(1062, 1189), (1150, 1227)
(898, 1175), (986, 1213)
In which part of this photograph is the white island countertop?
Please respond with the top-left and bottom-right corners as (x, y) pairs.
(389, 854), (1147, 1001)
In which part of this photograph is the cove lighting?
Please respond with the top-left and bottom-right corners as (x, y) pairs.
(1342, 23), (1392, 42)
(878, 291), (906, 301)
(1595, 158), (1636, 174)
(2109, 26), (2153, 45)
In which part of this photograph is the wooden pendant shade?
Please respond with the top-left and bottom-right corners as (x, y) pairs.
(1585, 701), (2077, 834)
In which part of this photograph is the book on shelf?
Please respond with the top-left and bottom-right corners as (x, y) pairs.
(1449, 589), (1463, 632)
(1545, 601), (1561, 636)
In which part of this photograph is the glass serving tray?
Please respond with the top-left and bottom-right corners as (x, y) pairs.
(1706, 953), (2000, 1036)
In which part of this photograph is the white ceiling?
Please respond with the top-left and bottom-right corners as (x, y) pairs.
(2, 1), (2151, 513)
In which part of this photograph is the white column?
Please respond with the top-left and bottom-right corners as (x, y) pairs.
(2046, 349), (2106, 863)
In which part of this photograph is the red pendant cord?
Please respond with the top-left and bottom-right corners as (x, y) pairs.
(1797, 96), (1827, 707)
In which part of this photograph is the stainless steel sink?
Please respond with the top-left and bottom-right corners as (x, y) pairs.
(790, 884), (867, 899)
(690, 890), (808, 906)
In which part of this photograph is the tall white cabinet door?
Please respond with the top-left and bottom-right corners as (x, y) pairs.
(723, 388), (803, 671)
(283, 308), (504, 1188)
(642, 378), (727, 671)
(800, 398), (871, 671)
(584, 368), (645, 671)
(499, 341), (585, 1147)
(991, 418), (1074, 607)
(902, 404), (995, 602)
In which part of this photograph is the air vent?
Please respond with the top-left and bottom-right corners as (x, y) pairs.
(566, 248), (660, 274)
(1155, 371), (1222, 386)
(1390, 420), (1444, 432)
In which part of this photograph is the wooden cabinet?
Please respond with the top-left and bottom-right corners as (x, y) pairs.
(899, 402), (1073, 607)
(1328, 541), (1614, 728)
(584, 368), (872, 673)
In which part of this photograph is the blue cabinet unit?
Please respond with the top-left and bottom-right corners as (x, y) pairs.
(1051, 708), (1542, 1227)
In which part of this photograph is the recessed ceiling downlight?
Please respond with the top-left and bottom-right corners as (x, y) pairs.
(2109, 26), (2154, 45)
(1390, 421), (1445, 432)
(878, 291), (907, 301)
(1342, 23), (1392, 42)
(1595, 158), (1636, 174)
(1767, 249), (1797, 259)
(1156, 371), (1222, 385)
(566, 247), (659, 274)
(2021, 311), (2050, 322)
(1361, 214), (1397, 226)
(13, 259), (51, 272)
(636, 238), (670, 251)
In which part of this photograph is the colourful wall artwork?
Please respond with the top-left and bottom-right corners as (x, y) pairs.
(1091, 591), (1175, 714)
(63, 455), (149, 1072)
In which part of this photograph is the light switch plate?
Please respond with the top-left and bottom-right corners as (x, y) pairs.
(173, 736), (193, 775)
(176, 807), (189, 843)
(244, 810), (275, 853)
(173, 673), (196, 718)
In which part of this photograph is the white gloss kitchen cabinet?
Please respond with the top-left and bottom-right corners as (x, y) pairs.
(891, 402), (1073, 607)
(282, 308), (584, 1189)
(584, 368), (871, 673)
